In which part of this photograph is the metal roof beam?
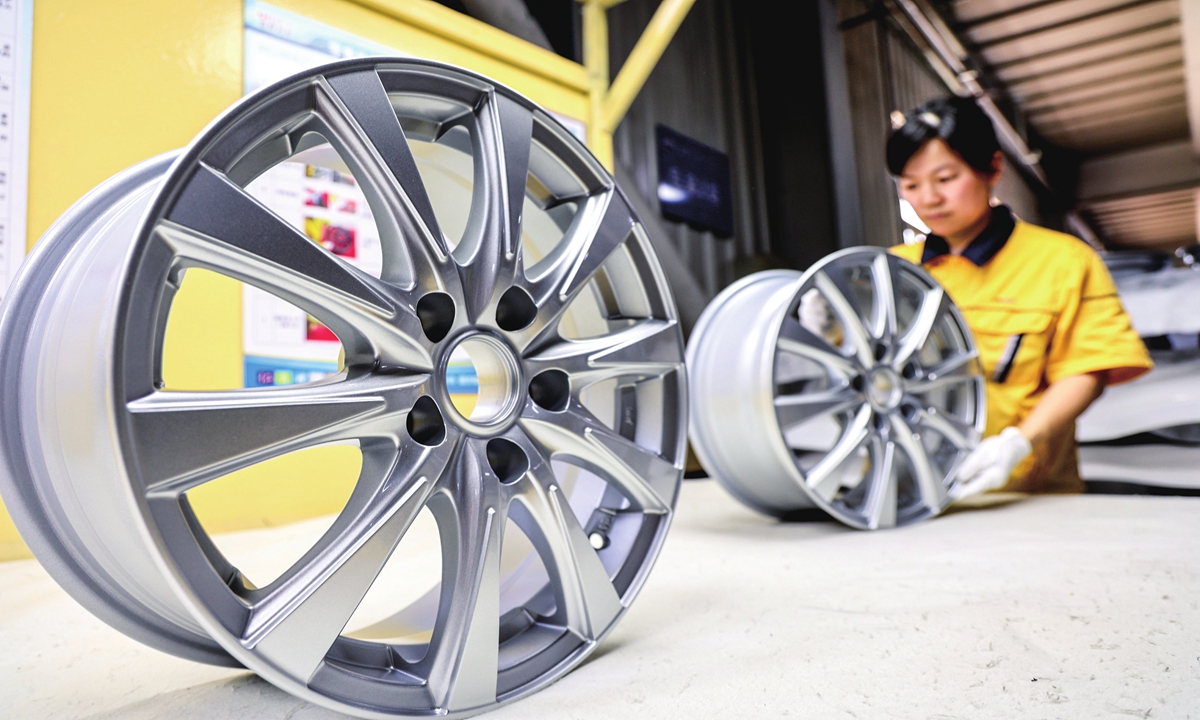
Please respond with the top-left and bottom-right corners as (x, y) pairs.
(958, 0), (1077, 30)
(1181, 0), (1200, 155)
(1078, 139), (1200, 202)
(1025, 76), (1184, 117)
(1001, 38), (1180, 86)
(990, 17), (1179, 72)
(1020, 60), (1182, 102)
(975, 0), (1167, 50)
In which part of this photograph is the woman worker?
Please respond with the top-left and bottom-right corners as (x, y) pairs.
(885, 97), (1152, 499)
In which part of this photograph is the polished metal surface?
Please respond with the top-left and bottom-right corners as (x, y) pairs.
(687, 248), (984, 529)
(0, 59), (686, 718)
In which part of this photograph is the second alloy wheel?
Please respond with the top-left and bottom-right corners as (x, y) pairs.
(687, 248), (984, 529)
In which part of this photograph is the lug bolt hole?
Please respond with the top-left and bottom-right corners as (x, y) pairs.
(496, 286), (537, 331)
(417, 292), (455, 343)
(851, 375), (865, 393)
(529, 369), (570, 412)
(486, 437), (529, 484)
(407, 396), (447, 446)
(902, 362), (919, 380)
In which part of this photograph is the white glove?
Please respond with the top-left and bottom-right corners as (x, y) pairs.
(952, 426), (1032, 500)
(799, 289), (841, 345)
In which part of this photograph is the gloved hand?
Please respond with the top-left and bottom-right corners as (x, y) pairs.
(952, 426), (1032, 500)
(798, 289), (841, 345)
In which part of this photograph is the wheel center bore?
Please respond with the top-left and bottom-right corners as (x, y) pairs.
(865, 366), (903, 412)
(443, 332), (522, 429)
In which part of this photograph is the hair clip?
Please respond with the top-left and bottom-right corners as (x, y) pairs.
(890, 110), (906, 130)
(919, 111), (942, 128)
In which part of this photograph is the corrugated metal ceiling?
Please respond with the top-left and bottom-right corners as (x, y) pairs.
(949, 0), (1194, 250)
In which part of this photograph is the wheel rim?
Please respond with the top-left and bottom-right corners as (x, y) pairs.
(686, 248), (983, 529)
(0, 59), (686, 718)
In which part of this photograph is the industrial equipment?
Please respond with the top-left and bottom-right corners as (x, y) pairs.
(1079, 255), (1200, 493)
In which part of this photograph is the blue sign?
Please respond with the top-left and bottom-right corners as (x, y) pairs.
(655, 125), (734, 238)
(244, 355), (340, 388)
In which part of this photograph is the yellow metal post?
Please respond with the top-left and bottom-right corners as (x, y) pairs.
(583, 0), (614, 168)
(600, 0), (696, 133)
(580, 0), (695, 169)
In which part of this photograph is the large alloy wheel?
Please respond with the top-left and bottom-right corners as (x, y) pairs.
(0, 59), (686, 718)
(687, 248), (983, 529)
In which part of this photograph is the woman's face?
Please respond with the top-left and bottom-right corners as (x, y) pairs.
(897, 139), (1000, 243)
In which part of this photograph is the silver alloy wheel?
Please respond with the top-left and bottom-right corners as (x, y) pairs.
(0, 59), (686, 718)
(686, 248), (983, 529)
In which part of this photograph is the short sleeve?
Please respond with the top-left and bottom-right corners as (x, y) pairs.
(888, 242), (924, 265)
(1045, 250), (1152, 386)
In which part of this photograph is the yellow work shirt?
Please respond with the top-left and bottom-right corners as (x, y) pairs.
(890, 218), (1152, 493)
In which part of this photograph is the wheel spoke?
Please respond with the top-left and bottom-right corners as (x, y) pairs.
(524, 319), (682, 390)
(893, 286), (946, 369)
(506, 434), (623, 641)
(458, 93), (533, 323)
(515, 191), (633, 353)
(813, 270), (876, 368)
(913, 408), (977, 451)
(888, 414), (947, 510)
(423, 441), (505, 711)
(777, 316), (860, 379)
(906, 351), (978, 393)
(158, 165), (429, 370)
(774, 385), (860, 429)
(870, 253), (899, 340)
(130, 375), (424, 497)
(521, 401), (675, 514)
(319, 71), (453, 292)
(804, 404), (873, 501)
(242, 437), (454, 681)
(862, 437), (897, 530)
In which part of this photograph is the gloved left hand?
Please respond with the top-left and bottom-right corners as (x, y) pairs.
(951, 426), (1032, 500)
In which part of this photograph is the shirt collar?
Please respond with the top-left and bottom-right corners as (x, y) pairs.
(921, 204), (1016, 267)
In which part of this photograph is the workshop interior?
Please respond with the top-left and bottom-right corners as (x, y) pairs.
(0, 1), (1197, 718)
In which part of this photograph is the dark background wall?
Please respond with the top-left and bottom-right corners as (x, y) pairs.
(739, 0), (839, 270)
(607, 0), (769, 298)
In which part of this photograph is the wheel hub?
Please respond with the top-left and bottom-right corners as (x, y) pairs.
(866, 366), (903, 413)
(441, 330), (523, 433)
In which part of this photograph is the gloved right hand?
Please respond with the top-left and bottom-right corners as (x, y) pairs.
(951, 426), (1032, 500)
(798, 288), (841, 345)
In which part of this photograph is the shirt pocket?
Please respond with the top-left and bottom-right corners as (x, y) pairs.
(961, 307), (1056, 387)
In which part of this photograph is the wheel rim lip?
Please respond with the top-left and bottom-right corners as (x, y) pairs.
(685, 268), (803, 513)
(0, 152), (244, 665)
(689, 247), (985, 529)
(82, 58), (684, 716)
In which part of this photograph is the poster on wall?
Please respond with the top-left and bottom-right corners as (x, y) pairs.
(242, 1), (403, 388)
(0, 0), (32, 304)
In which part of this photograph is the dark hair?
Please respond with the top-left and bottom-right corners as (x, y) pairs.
(886, 96), (1000, 176)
